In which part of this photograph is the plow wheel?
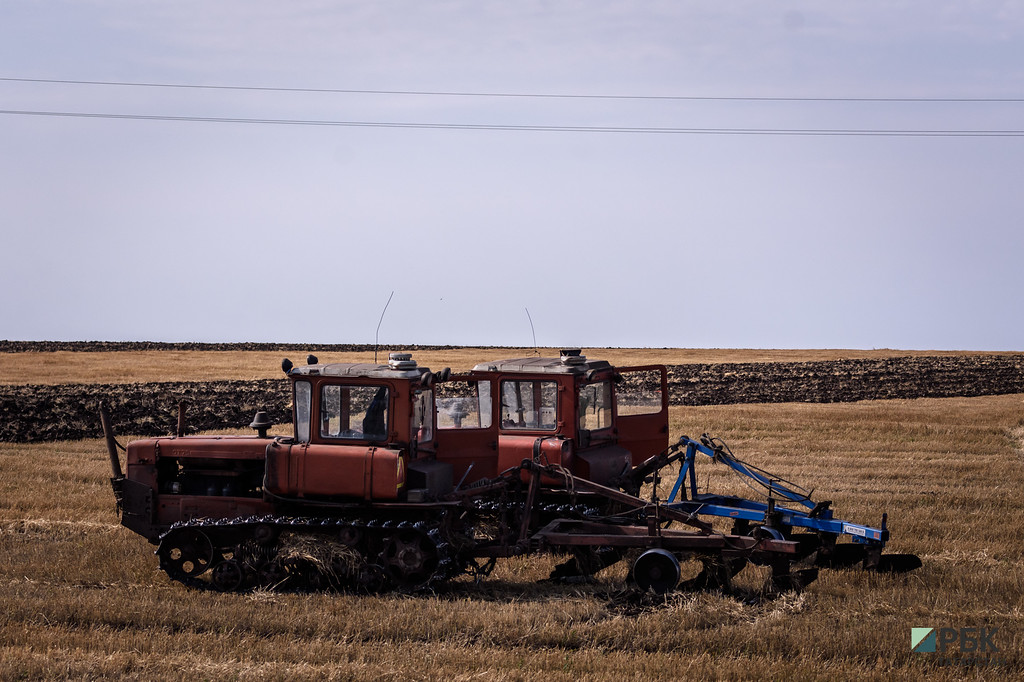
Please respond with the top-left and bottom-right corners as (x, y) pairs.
(158, 528), (214, 578)
(632, 549), (681, 594)
(381, 529), (439, 588)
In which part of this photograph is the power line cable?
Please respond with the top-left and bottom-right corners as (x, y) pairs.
(3, 108), (1022, 136)
(2, 76), (1022, 103)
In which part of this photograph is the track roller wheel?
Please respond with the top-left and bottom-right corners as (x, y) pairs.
(211, 559), (246, 591)
(252, 523), (278, 546)
(158, 528), (214, 578)
(257, 558), (290, 589)
(356, 564), (389, 593)
(382, 529), (439, 588)
(338, 526), (363, 547)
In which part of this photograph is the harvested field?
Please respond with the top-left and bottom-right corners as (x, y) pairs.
(1, 345), (1023, 679)
(2, 392), (1023, 679)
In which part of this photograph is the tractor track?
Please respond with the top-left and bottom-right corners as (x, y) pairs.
(153, 497), (604, 593)
(156, 514), (461, 594)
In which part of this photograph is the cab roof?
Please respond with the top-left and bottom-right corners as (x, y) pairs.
(472, 356), (611, 375)
(289, 363), (430, 380)
(287, 354), (430, 380)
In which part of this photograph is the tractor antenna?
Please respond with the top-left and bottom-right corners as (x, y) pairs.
(374, 290), (395, 364)
(524, 307), (538, 354)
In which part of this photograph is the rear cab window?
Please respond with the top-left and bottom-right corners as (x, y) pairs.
(411, 389), (433, 442)
(578, 380), (613, 432)
(436, 380), (493, 430)
(500, 379), (557, 430)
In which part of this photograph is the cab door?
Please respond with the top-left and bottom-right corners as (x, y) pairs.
(433, 377), (499, 484)
(614, 365), (669, 466)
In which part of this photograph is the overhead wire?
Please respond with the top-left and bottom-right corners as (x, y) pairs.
(3, 76), (1023, 103)
(1, 109), (1023, 137)
(2, 76), (1023, 137)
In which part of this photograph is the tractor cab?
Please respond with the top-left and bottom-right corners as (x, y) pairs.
(266, 353), (444, 503)
(434, 350), (668, 487)
(268, 350), (667, 502)
(284, 353), (437, 452)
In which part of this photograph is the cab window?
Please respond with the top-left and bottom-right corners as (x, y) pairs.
(500, 380), (557, 430)
(578, 381), (612, 431)
(295, 380), (312, 442)
(320, 384), (389, 441)
(436, 380), (493, 429)
(411, 389), (433, 442)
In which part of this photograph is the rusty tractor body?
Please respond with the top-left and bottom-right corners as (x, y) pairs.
(105, 350), (917, 594)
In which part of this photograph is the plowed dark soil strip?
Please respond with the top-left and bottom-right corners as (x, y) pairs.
(3, 355), (1022, 443)
(0, 341), (460, 353)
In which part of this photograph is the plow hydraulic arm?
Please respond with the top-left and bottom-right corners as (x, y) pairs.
(631, 435), (921, 573)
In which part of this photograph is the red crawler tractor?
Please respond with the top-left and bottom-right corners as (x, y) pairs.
(104, 350), (915, 594)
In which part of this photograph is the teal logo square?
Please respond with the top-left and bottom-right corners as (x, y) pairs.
(912, 628), (936, 653)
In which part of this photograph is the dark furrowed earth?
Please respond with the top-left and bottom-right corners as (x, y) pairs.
(3, 354), (1023, 443)
(0, 341), (460, 353)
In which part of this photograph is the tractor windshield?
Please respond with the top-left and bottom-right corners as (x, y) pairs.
(320, 384), (389, 441)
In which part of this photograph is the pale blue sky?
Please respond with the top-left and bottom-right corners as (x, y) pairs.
(2, 1), (1022, 349)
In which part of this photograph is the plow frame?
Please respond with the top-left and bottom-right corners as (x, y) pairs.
(652, 436), (889, 550)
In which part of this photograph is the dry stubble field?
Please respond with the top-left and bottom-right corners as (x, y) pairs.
(1, 348), (1023, 680)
